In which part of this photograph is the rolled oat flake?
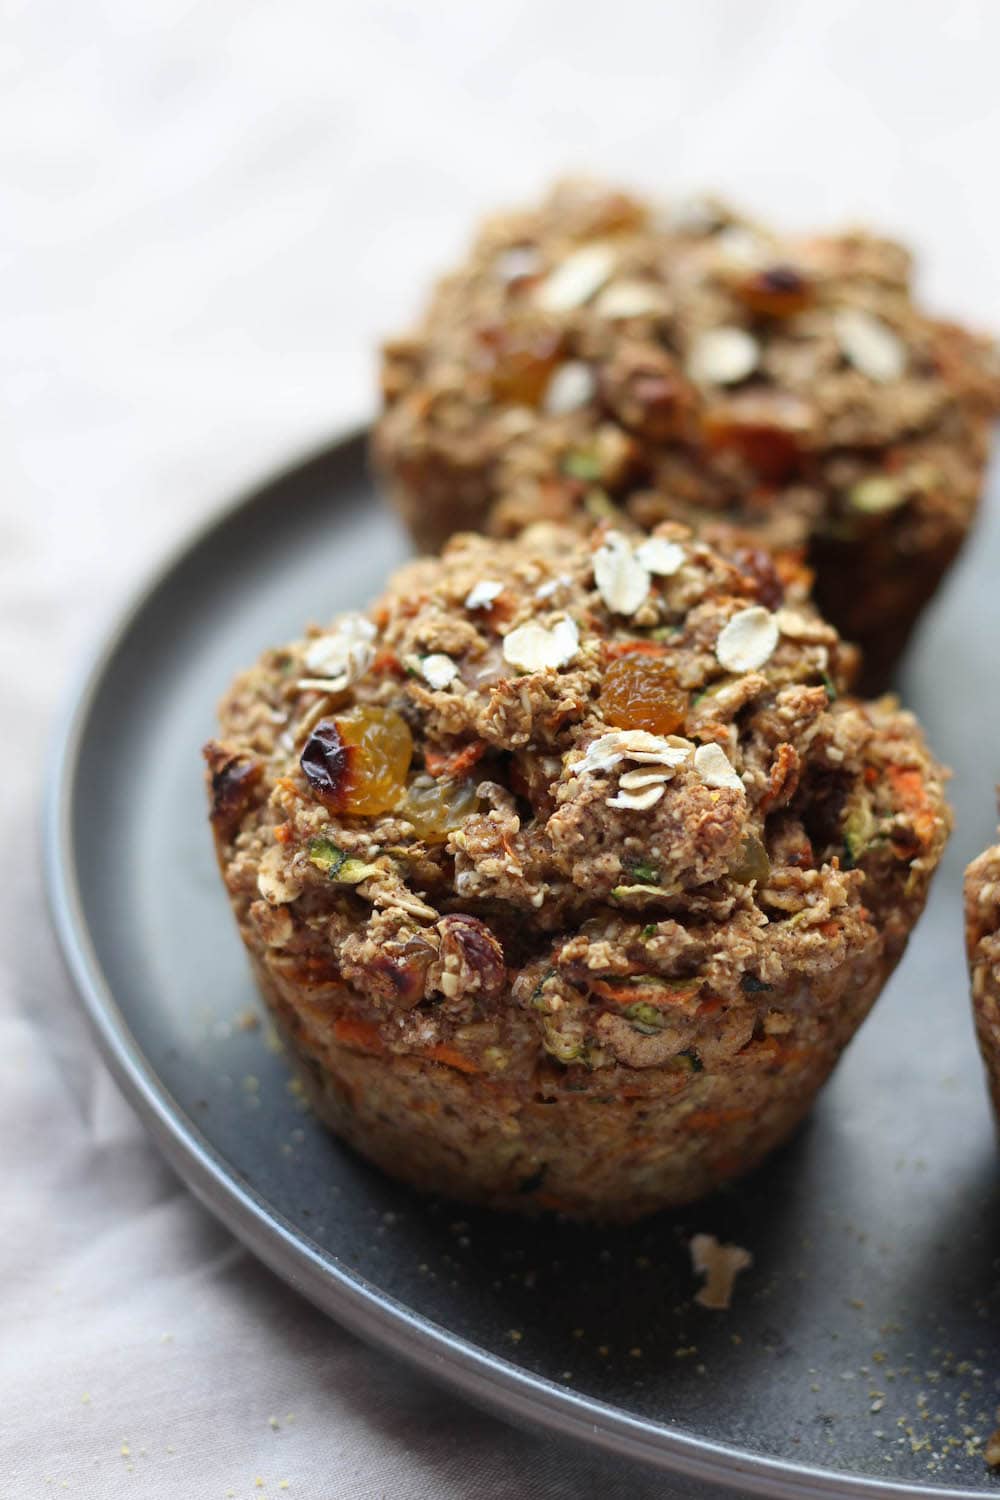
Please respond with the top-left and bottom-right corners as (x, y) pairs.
(534, 243), (616, 312)
(502, 616), (580, 673)
(593, 532), (650, 616)
(834, 307), (906, 383)
(716, 605), (779, 673)
(693, 742), (744, 792)
(544, 360), (597, 415)
(420, 653), (459, 690)
(687, 326), (759, 386)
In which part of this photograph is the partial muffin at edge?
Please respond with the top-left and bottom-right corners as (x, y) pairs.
(964, 826), (1000, 1118)
(205, 521), (951, 1220)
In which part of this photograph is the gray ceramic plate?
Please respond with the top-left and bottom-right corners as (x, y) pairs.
(46, 430), (1000, 1499)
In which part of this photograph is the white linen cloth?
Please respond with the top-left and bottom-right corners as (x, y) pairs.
(4, 3), (1000, 1494)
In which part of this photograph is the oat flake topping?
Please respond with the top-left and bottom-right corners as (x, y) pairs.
(834, 307), (906, 383)
(690, 1234), (753, 1310)
(593, 532), (650, 616)
(543, 360), (597, 415)
(594, 279), (668, 319)
(464, 579), (504, 610)
(687, 326), (759, 386)
(693, 742), (744, 792)
(574, 730), (693, 776)
(534, 243), (616, 312)
(420, 653), (459, 690)
(502, 616), (580, 673)
(715, 605), (780, 674)
(302, 614), (377, 691)
(635, 535), (685, 576)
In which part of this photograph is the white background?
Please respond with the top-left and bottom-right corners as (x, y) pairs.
(4, 2), (1000, 1496)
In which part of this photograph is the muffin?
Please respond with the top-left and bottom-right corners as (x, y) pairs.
(374, 180), (1000, 691)
(205, 522), (950, 1220)
(964, 821), (1000, 1117)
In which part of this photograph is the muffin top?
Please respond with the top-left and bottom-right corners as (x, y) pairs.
(377, 179), (1000, 546)
(208, 523), (949, 1076)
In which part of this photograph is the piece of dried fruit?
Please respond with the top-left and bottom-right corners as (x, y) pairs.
(732, 263), (812, 317)
(600, 655), (688, 736)
(702, 391), (813, 481)
(479, 324), (563, 406)
(401, 778), (480, 842)
(300, 707), (413, 815)
(431, 914), (506, 1003)
(715, 605), (779, 673)
(204, 742), (263, 836)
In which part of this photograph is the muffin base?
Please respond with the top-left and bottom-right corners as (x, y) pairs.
(251, 944), (892, 1224)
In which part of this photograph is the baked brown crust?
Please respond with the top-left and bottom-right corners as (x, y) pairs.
(373, 180), (1000, 692)
(964, 829), (1000, 1118)
(206, 523), (951, 1219)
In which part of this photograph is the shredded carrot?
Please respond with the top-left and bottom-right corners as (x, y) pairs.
(886, 764), (938, 848)
(272, 822), (294, 845)
(424, 739), (487, 779)
(370, 648), (403, 676)
(423, 1043), (481, 1075)
(695, 995), (725, 1016)
(819, 919), (841, 938)
(333, 1015), (385, 1055)
(275, 776), (305, 800)
(590, 976), (703, 1008)
(602, 639), (669, 660)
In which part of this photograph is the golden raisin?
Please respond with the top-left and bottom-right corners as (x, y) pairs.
(300, 707), (412, 815)
(702, 391), (813, 482)
(401, 778), (480, 842)
(599, 655), (687, 735)
(477, 324), (563, 407)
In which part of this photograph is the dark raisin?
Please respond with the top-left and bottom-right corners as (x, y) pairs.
(203, 741), (263, 838)
(300, 718), (350, 807)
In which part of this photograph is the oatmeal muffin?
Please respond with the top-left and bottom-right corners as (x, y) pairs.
(206, 523), (950, 1220)
(964, 818), (1000, 1117)
(374, 180), (1000, 691)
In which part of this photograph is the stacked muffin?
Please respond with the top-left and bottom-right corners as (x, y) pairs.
(375, 180), (1000, 689)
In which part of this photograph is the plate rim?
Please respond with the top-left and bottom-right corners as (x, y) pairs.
(41, 426), (988, 1500)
